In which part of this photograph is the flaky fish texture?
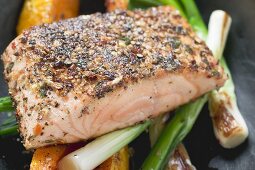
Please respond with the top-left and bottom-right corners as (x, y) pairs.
(2, 7), (226, 149)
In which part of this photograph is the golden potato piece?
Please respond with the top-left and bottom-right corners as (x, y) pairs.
(105, 0), (129, 12)
(30, 145), (67, 170)
(30, 145), (129, 170)
(96, 147), (129, 170)
(17, 0), (79, 34)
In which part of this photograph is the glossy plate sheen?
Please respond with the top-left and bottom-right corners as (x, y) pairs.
(0, 0), (254, 169)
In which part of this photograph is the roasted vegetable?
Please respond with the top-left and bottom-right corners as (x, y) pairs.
(0, 96), (13, 112)
(207, 11), (248, 148)
(96, 147), (129, 170)
(167, 144), (195, 170)
(142, 96), (207, 169)
(16, 0), (79, 34)
(149, 115), (196, 170)
(105, 0), (129, 11)
(30, 144), (130, 170)
(30, 145), (68, 170)
(58, 122), (150, 170)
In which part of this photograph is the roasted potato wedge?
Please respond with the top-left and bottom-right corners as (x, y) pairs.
(30, 145), (129, 170)
(30, 145), (67, 170)
(17, 0), (79, 34)
(96, 147), (129, 170)
(105, 0), (129, 12)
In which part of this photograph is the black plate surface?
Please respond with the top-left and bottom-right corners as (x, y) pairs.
(0, 0), (255, 169)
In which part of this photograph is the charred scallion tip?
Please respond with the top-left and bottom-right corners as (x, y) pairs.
(207, 11), (248, 148)
(167, 143), (196, 170)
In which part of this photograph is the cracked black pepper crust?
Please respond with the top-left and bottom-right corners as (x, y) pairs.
(5, 6), (222, 99)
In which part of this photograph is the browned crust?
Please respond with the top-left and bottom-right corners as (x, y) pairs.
(1, 6), (227, 150)
(3, 7), (224, 103)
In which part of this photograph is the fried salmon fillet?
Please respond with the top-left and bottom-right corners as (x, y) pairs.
(2, 7), (226, 149)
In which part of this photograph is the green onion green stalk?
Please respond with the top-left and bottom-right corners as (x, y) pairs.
(0, 113), (18, 136)
(0, 96), (14, 112)
(142, 96), (207, 169)
(0, 96), (17, 136)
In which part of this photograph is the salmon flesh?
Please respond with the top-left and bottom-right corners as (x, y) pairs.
(2, 7), (226, 149)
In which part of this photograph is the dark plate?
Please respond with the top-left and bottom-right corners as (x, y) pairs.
(0, 0), (255, 169)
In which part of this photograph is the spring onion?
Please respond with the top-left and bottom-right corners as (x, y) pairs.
(207, 11), (248, 148)
(128, 0), (161, 10)
(149, 114), (196, 170)
(0, 96), (17, 136)
(179, 0), (207, 40)
(180, 0), (249, 149)
(0, 114), (18, 136)
(58, 121), (150, 170)
(0, 96), (14, 112)
(142, 96), (207, 169)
